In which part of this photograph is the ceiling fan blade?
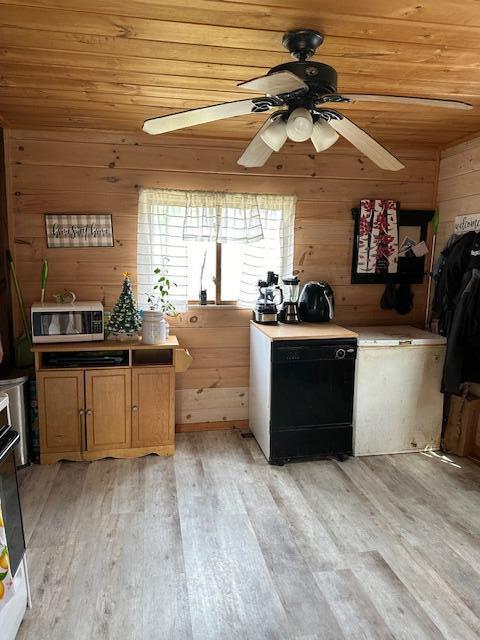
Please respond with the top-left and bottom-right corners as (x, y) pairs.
(332, 94), (473, 111)
(238, 71), (308, 96)
(238, 119), (284, 167)
(326, 113), (405, 171)
(143, 98), (279, 135)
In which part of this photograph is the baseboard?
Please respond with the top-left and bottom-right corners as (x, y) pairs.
(176, 419), (249, 433)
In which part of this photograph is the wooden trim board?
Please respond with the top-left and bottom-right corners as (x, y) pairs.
(176, 419), (249, 433)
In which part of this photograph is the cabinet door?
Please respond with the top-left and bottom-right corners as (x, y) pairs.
(85, 368), (131, 451)
(131, 367), (174, 447)
(37, 371), (84, 453)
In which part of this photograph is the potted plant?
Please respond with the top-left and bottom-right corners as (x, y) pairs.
(143, 258), (178, 344)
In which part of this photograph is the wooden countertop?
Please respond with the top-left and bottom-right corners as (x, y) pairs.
(250, 321), (358, 341)
(31, 335), (179, 352)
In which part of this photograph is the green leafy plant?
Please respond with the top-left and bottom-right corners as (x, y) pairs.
(148, 257), (179, 316)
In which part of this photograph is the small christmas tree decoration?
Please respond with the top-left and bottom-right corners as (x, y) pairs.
(108, 272), (141, 340)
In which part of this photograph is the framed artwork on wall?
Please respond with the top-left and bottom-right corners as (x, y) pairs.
(45, 213), (114, 248)
(351, 202), (434, 285)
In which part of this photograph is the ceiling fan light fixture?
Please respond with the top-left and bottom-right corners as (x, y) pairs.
(260, 118), (288, 151)
(310, 118), (339, 152)
(286, 108), (313, 142)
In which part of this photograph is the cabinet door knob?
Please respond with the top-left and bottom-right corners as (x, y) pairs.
(86, 409), (92, 416)
(132, 405), (138, 412)
(79, 409), (85, 416)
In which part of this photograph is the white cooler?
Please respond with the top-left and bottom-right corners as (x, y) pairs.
(351, 326), (446, 456)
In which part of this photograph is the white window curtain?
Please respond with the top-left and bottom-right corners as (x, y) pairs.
(137, 188), (296, 309)
(183, 191), (264, 244)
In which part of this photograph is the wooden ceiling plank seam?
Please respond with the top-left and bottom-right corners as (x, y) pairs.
(3, 90), (477, 119)
(212, 0), (480, 29)
(3, 0), (480, 47)
(7, 129), (439, 159)
(2, 69), (480, 109)
(4, 43), (480, 98)
(440, 131), (480, 155)
(1, 113), (475, 138)
(0, 5), (292, 55)
(1, 115), (460, 148)
(2, 87), (480, 125)
(1, 120), (459, 146)
(213, 0), (480, 38)
(1, 119), (473, 143)
(5, 22), (480, 74)
(5, 33), (480, 90)
(7, 24), (480, 73)
(0, 3), (480, 57)
(0, 46), (266, 82)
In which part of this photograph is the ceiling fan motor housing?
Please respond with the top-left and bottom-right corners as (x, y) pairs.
(269, 61), (338, 96)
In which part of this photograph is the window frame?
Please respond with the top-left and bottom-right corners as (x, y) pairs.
(187, 242), (240, 306)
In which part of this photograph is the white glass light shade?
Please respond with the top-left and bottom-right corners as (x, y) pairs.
(286, 108), (314, 142)
(260, 118), (288, 151)
(310, 119), (340, 152)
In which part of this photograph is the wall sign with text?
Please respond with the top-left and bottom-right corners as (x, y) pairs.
(454, 213), (480, 235)
(45, 213), (114, 248)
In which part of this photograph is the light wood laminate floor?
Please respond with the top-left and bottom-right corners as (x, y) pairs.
(17, 431), (480, 640)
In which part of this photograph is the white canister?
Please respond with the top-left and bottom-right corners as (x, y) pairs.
(142, 310), (169, 344)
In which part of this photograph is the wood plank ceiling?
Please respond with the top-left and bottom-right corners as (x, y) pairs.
(1, 0), (480, 148)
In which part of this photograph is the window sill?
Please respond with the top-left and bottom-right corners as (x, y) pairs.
(187, 303), (246, 310)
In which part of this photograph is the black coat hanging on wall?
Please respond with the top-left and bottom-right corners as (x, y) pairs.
(431, 231), (480, 394)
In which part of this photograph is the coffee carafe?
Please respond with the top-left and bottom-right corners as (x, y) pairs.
(278, 275), (301, 324)
(253, 271), (283, 325)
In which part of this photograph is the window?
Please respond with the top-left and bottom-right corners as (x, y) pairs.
(185, 241), (243, 304)
(137, 189), (296, 310)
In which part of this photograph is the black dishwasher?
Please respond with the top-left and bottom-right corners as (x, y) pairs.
(270, 339), (357, 464)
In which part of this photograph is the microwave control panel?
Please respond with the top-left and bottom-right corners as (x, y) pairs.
(91, 311), (104, 334)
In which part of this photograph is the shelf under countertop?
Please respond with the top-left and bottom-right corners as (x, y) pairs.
(250, 321), (358, 341)
(31, 335), (179, 352)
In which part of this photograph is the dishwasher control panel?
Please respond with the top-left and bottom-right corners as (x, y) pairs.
(272, 339), (357, 363)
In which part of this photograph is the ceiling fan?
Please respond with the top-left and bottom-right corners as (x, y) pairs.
(143, 29), (473, 171)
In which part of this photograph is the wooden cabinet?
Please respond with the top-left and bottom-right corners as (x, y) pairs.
(85, 369), (131, 451)
(37, 371), (84, 458)
(132, 367), (174, 447)
(32, 338), (191, 464)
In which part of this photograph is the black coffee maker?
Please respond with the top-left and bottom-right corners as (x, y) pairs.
(278, 276), (301, 324)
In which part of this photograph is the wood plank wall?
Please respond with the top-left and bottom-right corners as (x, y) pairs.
(437, 135), (480, 250)
(5, 128), (438, 426)
(0, 130), (14, 369)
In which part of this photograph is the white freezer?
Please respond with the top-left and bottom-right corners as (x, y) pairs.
(351, 326), (446, 456)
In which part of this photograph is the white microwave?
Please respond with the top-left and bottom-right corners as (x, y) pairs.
(31, 301), (104, 343)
